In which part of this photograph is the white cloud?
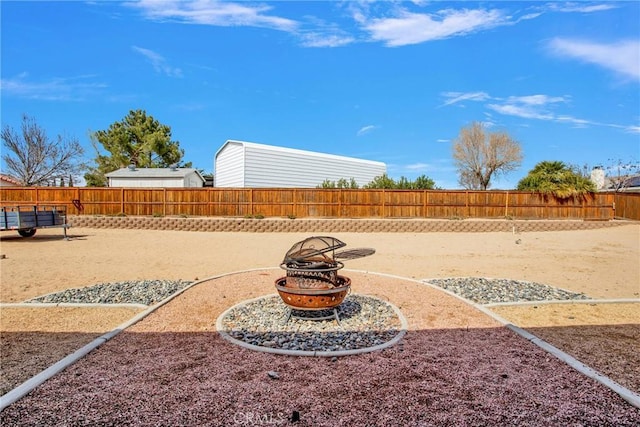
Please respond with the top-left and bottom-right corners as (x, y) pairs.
(487, 95), (567, 121)
(547, 38), (640, 81)
(406, 163), (430, 170)
(132, 46), (183, 77)
(348, 2), (618, 48)
(0, 73), (106, 101)
(131, 0), (354, 48)
(357, 125), (377, 136)
(394, 160), (457, 178)
(491, 100), (640, 131)
(555, 115), (591, 127)
(518, 12), (543, 21)
(300, 32), (355, 48)
(362, 7), (508, 47)
(486, 94), (569, 119)
(506, 94), (566, 106)
(442, 90), (639, 132)
(130, 0), (298, 32)
(442, 91), (570, 118)
(441, 91), (491, 106)
(548, 3), (617, 13)
(174, 103), (207, 112)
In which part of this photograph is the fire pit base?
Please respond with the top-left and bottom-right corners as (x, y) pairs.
(285, 307), (342, 326)
(217, 294), (407, 357)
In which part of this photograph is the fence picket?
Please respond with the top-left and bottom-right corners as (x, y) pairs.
(1, 187), (637, 220)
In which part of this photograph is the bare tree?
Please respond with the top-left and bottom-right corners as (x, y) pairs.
(603, 158), (640, 191)
(1, 115), (84, 186)
(452, 121), (523, 190)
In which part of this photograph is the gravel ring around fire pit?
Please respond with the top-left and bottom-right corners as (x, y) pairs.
(217, 293), (407, 357)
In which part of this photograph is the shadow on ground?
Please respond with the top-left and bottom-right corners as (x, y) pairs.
(526, 324), (640, 392)
(1, 327), (638, 426)
(0, 332), (101, 395)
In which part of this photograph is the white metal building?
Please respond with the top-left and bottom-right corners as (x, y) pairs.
(105, 166), (205, 188)
(214, 140), (386, 188)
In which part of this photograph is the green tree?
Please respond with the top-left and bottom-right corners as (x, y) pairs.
(452, 121), (522, 190)
(84, 110), (190, 186)
(412, 174), (437, 189)
(363, 174), (397, 189)
(396, 176), (413, 189)
(362, 173), (438, 189)
(517, 161), (596, 198)
(340, 177), (359, 189)
(1, 114), (84, 186)
(318, 177), (359, 188)
(318, 179), (336, 188)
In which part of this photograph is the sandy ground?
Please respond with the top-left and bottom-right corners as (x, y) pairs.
(1, 224), (638, 302)
(0, 224), (639, 423)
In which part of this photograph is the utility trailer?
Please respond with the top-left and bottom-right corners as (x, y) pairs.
(0, 205), (68, 238)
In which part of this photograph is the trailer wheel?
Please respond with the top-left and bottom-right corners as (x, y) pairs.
(18, 228), (37, 237)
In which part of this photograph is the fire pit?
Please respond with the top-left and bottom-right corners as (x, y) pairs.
(275, 236), (374, 324)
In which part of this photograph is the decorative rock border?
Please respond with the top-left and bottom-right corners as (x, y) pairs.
(425, 277), (590, 304)
(216, 293), (408, 357)
(67, 215), (632, 233)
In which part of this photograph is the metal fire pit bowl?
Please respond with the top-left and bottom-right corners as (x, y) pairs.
(275, 275), (351, 310)
(275, 236), (375, 324)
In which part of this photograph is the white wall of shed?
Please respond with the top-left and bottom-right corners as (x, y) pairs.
(184, 172), (204, 187)
(241, 145), (386, 188)
(214, 142), (245, 187)
(108, 177), (186, 188)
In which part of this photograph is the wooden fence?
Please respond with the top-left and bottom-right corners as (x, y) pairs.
(613, 192), (640, 221)
(2, 187), (637, 220)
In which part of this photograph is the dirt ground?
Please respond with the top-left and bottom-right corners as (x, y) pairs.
(0, 224), (639, 406)
(1, 224), (639, 303)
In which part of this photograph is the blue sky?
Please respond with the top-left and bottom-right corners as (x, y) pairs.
(1, 1), (639, 189)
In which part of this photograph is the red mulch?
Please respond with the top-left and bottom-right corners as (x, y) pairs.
(2, 327), (638, 426)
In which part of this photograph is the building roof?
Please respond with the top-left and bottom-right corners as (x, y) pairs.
(622, 175), (640, 188)
(215, 140), (386, 167)
(603, 173), (640, 191)
(105, 167), (204, 180)
(0, 173), (21, 186)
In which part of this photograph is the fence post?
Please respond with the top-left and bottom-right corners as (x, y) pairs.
(425, 191), (430, 218)
(293, 188), (297, 217)
(208, 188), (212, 217)
(163, 188), (167, 216)
(121, 188), (125, 214)
(466, 191), (469, 218)
(505, 191), (509, 218)
(423, 190), (426, 218)
(610, 193), (616, 219)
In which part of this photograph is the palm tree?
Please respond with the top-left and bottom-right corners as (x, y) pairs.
(517, 161), (596, 198)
